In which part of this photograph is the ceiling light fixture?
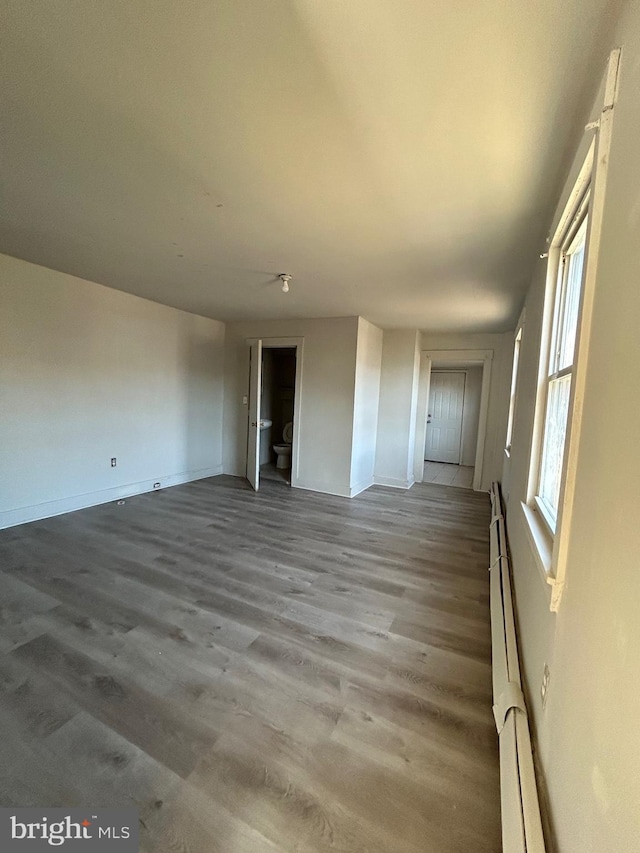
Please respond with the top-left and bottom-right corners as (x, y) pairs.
(279, 273), (292, 293)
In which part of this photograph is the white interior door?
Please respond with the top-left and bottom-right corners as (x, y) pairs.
(246, 339), (262, 491)
(425, 371), (465, 464)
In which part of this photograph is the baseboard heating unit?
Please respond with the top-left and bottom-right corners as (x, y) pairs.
(489, 482), (546, 852)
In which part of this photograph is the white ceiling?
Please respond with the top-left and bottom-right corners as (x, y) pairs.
(0, 0), (622, 331)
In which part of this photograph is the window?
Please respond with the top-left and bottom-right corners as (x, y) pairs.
(505, 323), (523, 456)
(535, 197), (589, 532)
(521, 48), (619, 611)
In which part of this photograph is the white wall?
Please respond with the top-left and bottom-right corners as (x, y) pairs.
(420, 332), (513, 489)
(374, 329), (420, 488)
(503, 8), (640, 851)
(350, 317), (383, 495)
(460, 366), (482, 466)
(0, 253), (225, 528)
(223, 316), (359, 497)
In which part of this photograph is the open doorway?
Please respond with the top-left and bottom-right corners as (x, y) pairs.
(246, 337), (303, 492)
(414, 349), (493, 491)
(423, 370), (481, 489)
(260, 347), (296, 485)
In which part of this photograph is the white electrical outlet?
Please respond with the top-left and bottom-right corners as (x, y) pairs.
(541, 663), (551, 708)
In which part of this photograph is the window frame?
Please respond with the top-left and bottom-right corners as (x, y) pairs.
(521, 48), (620, 612)
(523, 150), (594, 592)
(504, 318), (524, 458)
(534, 200), (589, 534)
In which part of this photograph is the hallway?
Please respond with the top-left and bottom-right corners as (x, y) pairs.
(423, 462), (475, 489)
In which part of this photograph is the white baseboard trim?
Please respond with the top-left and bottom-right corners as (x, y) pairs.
(0, 465), (224, 530)
(349, 478), (374, 498)
(373, 475), (416, 490)
(292, 479), (352, 499)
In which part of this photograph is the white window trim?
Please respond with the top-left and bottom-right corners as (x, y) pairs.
(504, 312), (525, 459)
(523, 48), (620, 612)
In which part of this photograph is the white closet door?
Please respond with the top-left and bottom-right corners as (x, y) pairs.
(424, 372), (465, 464)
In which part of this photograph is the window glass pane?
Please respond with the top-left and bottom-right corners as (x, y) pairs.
(558, 234), (586, 371)
(538, 374), (572, 525)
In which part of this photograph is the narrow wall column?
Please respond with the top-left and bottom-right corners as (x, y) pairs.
(374, 329), (420, 488)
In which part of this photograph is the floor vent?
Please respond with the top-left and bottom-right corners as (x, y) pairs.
(489, 482), (546, 852)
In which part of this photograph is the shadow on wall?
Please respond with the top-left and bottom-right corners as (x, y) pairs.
(182, 320), (225, 475)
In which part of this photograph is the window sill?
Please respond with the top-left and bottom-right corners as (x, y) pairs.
(520, 501), (555, 597)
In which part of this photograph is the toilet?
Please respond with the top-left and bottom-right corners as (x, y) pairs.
(273, 421), (293, 469)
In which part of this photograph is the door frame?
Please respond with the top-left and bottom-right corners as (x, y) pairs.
(245, 336), (304, 489)
(424, 370), (467, 465)
(414, 349), (493, 491)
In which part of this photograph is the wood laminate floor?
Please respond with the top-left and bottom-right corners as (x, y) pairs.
(0, 476), (500, 852)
